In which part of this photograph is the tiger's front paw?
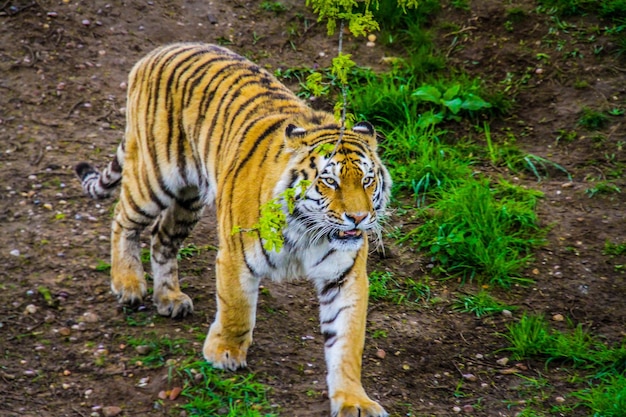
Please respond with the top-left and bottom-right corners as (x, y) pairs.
(154, 291), (194, 318)
(202, 326), (251, 371)
(111, 275), (147, 306)
(331, 392), (388, 417)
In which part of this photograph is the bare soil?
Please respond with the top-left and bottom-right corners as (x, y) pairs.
(1, 1), (625, 416)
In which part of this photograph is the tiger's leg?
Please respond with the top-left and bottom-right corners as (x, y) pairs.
(150, 191), (203, 318)
(318, 249), (388, 417)
(110, 185), (157, 305)
(203, 249), (260, 371)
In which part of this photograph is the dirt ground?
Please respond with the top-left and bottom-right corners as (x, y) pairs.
(1, 0), (625, 416)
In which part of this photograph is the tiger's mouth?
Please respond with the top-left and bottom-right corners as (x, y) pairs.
(332, 229), (363, 240)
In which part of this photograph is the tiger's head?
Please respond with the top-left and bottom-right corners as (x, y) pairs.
(282, 117), (392, 252)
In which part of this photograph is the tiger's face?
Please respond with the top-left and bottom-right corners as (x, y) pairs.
(286, 121), (391, 251)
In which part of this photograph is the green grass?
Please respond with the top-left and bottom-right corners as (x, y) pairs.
(503, 314), (626, 370)
(411, 179), (544, 287)
(585, 180), (622, 197)
(453, 290), (517, 317)
(573, 374), (626, 417)
(502, 313), (626, 416)
(369, 270), (431, 304)
(179, 361), (278, 416)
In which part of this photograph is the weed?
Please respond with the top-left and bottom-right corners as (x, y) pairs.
(604, 240), (626, 257)
(259, 1), (287, 14)
(127, 332), (193, 368)
(578, 107), (610, 130)
(95, 259), (111, 272)
(585, 180), (621, 197)
(453, 291), (517, 317)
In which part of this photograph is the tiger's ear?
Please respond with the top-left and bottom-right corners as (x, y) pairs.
(352, 121), (375, 137)
(352, 121), (379, 149)
(285, 123), (308, 151)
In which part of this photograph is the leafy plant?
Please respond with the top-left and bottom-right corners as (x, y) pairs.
(412, 83), (492, 119)
(233, 180), (310, 252)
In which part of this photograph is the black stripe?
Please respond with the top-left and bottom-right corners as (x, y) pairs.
(320, 305), (350, 325)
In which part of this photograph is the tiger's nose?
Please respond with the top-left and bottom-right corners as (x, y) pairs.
(346, 212), (368, 226)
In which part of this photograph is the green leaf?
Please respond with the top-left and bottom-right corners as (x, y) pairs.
(442, 98), (463, 114)
(412, 85), (442, 104)
(461, 94), (492, 111)
(443, 83), (461, 101)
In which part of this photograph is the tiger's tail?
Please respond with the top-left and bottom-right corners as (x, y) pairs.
(75, 145), (124, 199)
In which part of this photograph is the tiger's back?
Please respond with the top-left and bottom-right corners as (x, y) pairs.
(76, 43), (391, 417)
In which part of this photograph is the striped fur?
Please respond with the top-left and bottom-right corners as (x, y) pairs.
(75, 43), (391, 417)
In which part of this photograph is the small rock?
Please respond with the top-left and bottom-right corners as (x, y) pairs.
(135, 345), (152, 355)
(102, 406), (123, 417)
(47, 11), (58, 18)
(158, 390), (168, 400)
(501, 309), (513, 318)
(496, 357), (509, 366)
(82, 19), (91, 26)
(552, 314), (565, 322)
(452, 406), (461, 413)
(475, 353), (484, 359)
(367, 34), (377, 42)
(10, 249), (20, 257)
(82, 311), (99, 323)
(375, 349), (386, 359)
(58, 327), (71, 336)
(25, 304), (38, 314)
(462, 373), (477, 381)
(366, 41), (376, 47)
(84, 389), (93, 398)
(169, 386), (182, 400)
(555, 396), (565, 403)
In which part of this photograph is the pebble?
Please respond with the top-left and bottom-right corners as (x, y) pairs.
(462, 373), (477, 381)
(82, 311), (99, 323)
(47, 11), (58, 18)
(10, 249), (20, 257)
(169, 386), (182, 400)
(496, 357), (509, 366)
(58, 327), (71, 336)
(501, 309), (513, 318)
(552, 314), (565, 322)
(555, 396), (565, 403)
(102, 406), (122, 417)
(462, 404), (474, 413)
(135, 345), (152, 355)
(366, 41), (375, 47)
(84, 389), (93, 398)
(452, 406), (461, 413)
(25, 304), (38, 314)
(82, 19), (91, 26)
(367, 34), (377, 42)
(375, 349), (386, 359)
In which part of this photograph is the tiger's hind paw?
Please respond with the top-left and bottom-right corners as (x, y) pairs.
(331, 393), (388, 417)
(154, 291), (194, 318)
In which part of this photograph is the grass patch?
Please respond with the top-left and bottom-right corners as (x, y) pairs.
(453, 290), (517, 317)
(369, 270), (431, 304)
(410, 179), (544, 287)
(179, 361), (278, 416)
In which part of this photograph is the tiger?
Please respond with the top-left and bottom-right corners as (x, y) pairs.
(75, 43), (391, 417)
